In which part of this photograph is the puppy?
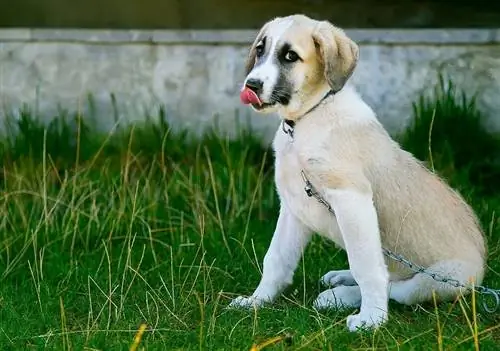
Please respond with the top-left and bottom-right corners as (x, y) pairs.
(229, 14), (486, 332)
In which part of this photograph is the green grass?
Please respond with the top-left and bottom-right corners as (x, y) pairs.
(1, 80), (500, 350)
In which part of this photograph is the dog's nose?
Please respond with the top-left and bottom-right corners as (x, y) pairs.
(245, 78), (263, 93)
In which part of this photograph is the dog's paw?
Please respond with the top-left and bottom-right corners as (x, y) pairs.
(227, 296), (265, 309)
(346, 309), (388, 332)
(313, 286), (362, 310)
(320, 269), (357, 287)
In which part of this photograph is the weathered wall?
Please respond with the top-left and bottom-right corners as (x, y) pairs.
(1, 29), (500, 141)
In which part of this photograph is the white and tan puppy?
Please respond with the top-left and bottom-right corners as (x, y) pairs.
(229, 14), (486, 332)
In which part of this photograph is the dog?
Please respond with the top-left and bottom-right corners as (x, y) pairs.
(229, 14), (487, 332)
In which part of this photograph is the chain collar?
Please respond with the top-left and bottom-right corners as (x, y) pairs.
(281, 89), (335, 140)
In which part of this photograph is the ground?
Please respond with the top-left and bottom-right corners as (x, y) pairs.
(0, 79), (499, 350)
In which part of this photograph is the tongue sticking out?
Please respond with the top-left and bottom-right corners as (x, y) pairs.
(240, 87), (262, 106)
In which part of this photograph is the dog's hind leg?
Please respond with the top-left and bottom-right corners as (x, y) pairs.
(388, 259), (485, 305)
(320, 269), (357, 287)
(314, 285), (362, 309)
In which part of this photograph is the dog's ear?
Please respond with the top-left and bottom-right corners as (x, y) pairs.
(244, 21), (273, 75)
(312, 21), (359, 92)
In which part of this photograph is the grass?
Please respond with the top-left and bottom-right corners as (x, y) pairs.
(1, 79), (500, 350)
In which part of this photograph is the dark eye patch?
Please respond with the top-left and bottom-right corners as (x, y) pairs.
(255, 36), (266, 58)
(270, 42), (296, 106)
(278, 43), (302, 64)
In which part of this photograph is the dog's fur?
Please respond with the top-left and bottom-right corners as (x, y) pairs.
(229, 14), (487, 331)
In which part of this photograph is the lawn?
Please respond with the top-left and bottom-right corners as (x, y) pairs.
(1, 79), (500, 350)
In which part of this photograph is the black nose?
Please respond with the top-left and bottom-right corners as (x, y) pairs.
(245, 78), (263, 93)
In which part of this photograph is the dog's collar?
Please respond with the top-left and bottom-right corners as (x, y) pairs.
(281, 119), (296, 138)
(282, 89), (335, 139)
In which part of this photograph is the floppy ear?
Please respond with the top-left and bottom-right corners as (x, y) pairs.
(244, 20), (273, 75)
(312, 21), (359, 92)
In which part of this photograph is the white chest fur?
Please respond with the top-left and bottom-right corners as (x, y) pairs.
(272, 127), (345, 248)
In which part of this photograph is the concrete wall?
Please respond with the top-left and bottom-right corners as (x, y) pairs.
(1, 29), (500, 141)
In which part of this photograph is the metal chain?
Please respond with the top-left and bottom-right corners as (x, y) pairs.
(300, 170), (500, 314)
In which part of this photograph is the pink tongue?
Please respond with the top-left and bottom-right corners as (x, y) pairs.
(240, 87), (262, 105)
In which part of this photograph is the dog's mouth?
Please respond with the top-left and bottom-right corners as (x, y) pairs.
(251, 101), (276, 110)
(240, 87), (264, 106)
(240, 87), (279, 110)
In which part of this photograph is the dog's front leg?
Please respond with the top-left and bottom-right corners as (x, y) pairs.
(316, 187), (389, 331)
(229, 205), (312, 309)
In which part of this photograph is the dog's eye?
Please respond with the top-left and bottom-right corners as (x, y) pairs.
(255, 44), (265, 57)
(284, 50), (299, 63)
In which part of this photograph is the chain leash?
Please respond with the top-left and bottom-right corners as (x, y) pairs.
(300, 170), (500, 314)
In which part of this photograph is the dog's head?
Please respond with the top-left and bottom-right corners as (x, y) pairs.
(240, 15), (359, 118)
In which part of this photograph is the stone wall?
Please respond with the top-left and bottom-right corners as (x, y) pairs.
(1, 29), (500, 141)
